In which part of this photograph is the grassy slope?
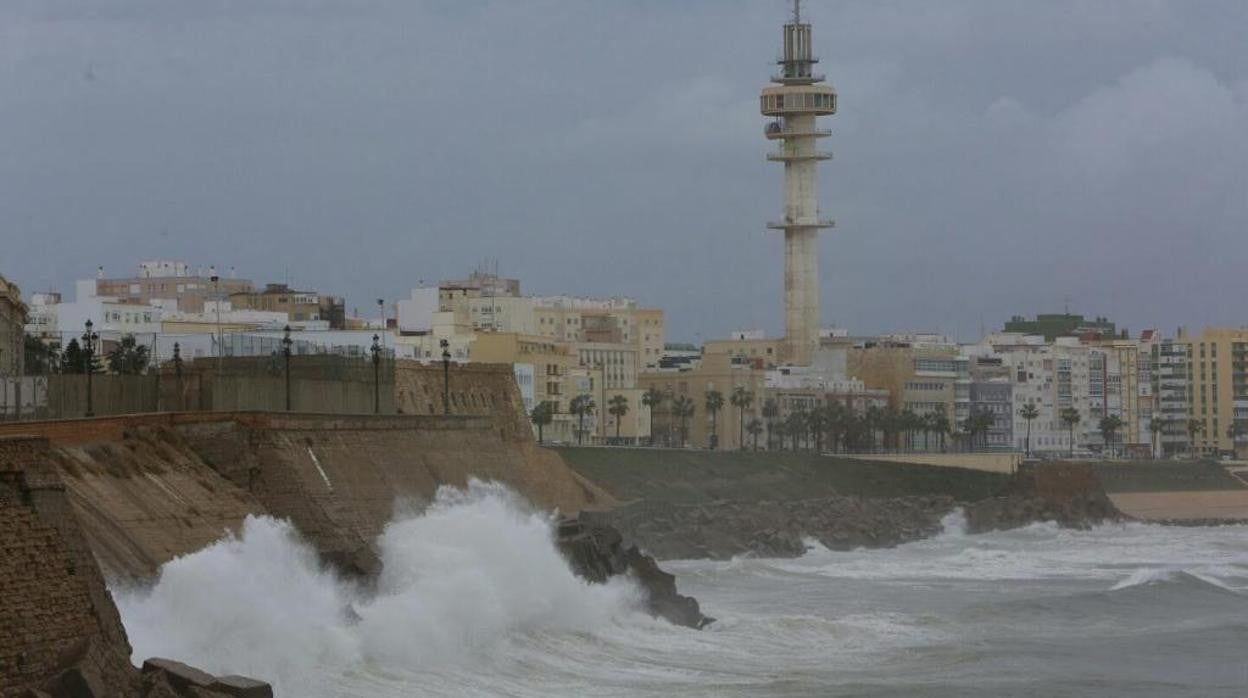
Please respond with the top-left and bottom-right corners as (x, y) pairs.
(1092, 461), (1247, 493)
(556, 447), (1009, 505)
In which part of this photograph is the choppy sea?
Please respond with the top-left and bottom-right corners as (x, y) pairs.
(114, 483), (1248, 697)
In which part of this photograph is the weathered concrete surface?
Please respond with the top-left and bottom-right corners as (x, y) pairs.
(0, 409), (612, 581)
(1108, 490), (1248, 521)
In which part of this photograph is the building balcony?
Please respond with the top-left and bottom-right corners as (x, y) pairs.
(766, 218), (835, 230)
(764, 124), (832, 140)
(766, 150), (832, 162)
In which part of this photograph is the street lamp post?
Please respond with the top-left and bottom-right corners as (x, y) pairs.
(440, 338), (451, 415)
(370, 334), (382, 415)
(172, 342), (184, 411)
(82, 319), (98, 417)
(282, 325), (293, 412)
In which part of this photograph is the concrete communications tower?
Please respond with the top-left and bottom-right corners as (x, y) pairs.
(761, 0), (836, 366)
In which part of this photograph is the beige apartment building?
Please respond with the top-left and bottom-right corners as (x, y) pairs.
(95, 261), (253, 313)
(1, 275), (28, 376)
(847, 343), (961, 417)
(470, 332), (578, 443)
(1178, 327), (1248, 457)
(703, 337), (785, 369)
(230, 283), (346, 329)
(639, 352), (766, 449)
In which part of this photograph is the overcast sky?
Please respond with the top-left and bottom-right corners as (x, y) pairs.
(3, 1), (1246, 342)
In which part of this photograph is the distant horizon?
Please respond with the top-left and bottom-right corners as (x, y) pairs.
(5, 1), (1246, 343)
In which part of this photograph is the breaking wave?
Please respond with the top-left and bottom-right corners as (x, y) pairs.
(114, 481), (642, 695)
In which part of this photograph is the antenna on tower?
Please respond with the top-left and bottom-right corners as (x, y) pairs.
(793, 0), (801, 24)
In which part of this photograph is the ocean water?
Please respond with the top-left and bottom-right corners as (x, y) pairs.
(114, 485), (1248, 697)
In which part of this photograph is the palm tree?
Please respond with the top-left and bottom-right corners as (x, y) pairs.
(106, 334), (150, 375)
(899, 408), (920, 452)
(789, 408), (810, 450)
(672, 395), (695, 447)
(1148, 417), (1166, 458)
(641, 387), (665, 446)
(761, 398), (779, 450)
(746, 417), (764, 451)
(931, 404), (951, 452)
(730, 386), (754, 451)
(704, 389), (725, 449)
(865, 405), (884, 452)
(1019, 403), (1040, 458)
(1226, 422), (1243, 456)
(1060, 407), (1081, 458)
(807, 404), (828, 453)
(1186, 418), (1205, 460)
(530, 401), (554, 444)
(963, 408), (995, 452)
(1098, 414), (1124, 458)
(607, 394), (630, 441)
(569, 394), (595, 445)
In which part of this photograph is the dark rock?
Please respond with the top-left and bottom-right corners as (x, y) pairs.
(138, 658), (272, 698)
(141, 659), (216, 693)
(557, 514), (712, 629)
(209, 675), (274, 698)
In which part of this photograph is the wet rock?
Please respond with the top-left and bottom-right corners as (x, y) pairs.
(556, 515), (712, 629)
(139, 658), (272, 698)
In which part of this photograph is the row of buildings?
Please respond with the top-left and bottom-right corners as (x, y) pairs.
(2, 265), (1246, 458)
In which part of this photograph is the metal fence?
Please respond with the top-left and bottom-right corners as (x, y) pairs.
(3, 330), (397, 421)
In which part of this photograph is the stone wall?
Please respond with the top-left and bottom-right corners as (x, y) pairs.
(0, 409), (611, 581)
(0, 435), (136, 695)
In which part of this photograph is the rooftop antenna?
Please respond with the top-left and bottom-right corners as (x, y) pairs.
(793, 0), (801, 24)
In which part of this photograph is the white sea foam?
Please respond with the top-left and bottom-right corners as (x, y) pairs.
(114, 480), (642, 695)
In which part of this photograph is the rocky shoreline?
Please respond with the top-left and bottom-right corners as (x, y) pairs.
(586, 463), (1126, 561)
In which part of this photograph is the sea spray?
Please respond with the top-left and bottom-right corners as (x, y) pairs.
(357, 481), (640, 667)
(115, 480), (642, 694)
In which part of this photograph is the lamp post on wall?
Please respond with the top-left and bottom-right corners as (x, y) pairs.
(440, 338), (451, 415)
(172, 342), (184, 411)
(82, 319), (99, 417)
(282, 325), (293, 412)
(370, 333), (382, 415)
(377, 298), (385, 349)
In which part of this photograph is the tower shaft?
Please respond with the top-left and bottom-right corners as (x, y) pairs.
(761, 6), (836, 366)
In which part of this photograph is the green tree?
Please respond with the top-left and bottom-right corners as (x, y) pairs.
(746, 417), (763, 451)
(761, 398), (779, 450)
(608, 394), (630, 440)
(704, 389), (725, 449)
(963, 407), (995, 452)
(1186, 418), (1205, 460)
(1148, 417), (1166, 458)
(23, 335), (59, 374)
(730, 386), (754, 451)
(1060, 407), (1082, 458)
(807, 404), (827, 452)
(786, 409), (808, 451)
(569, 394), (595, 445)
(530, 401), (555, 444)
(671, 395), (695, 447)
(1098, 414), (1124, 458)
(930, 404), (951, 452)
(899, 408), (920, 452)
(823, 401), (847, 453)
(864, 405), (885, 452)
(106, 334), (150, 375)
(641, 387), (665, 446)
(59, 338), (86, 375)
(1019, 403), (1040, 458)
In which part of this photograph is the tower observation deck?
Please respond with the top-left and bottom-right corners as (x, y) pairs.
(761, 0), (836, 366)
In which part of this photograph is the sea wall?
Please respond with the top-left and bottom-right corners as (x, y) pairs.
(560, 448), (1122, 559)
(0, 410), (610, 581)
(0, 435), (136, 695)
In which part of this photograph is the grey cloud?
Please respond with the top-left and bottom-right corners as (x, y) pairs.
(1, 1), (1246, 340)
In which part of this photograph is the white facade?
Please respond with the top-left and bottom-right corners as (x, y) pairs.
(396, 287), (439, 333)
